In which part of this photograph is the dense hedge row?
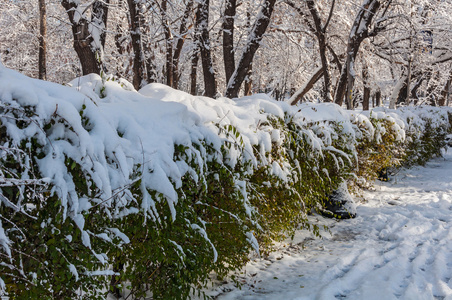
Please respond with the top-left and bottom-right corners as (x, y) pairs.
(0, 68), (450, 299)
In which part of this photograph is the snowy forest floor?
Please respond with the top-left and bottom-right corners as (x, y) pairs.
(202, 146), (452, 300)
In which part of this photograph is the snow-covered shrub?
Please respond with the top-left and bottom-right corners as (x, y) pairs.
(352, 113), (405, 189)
(351, 107), (450, 190)
(112, 141), (257, 299)
(0, 94), (115, 298)
(401, 107), (450, 166)
(246, 114), (356, 248)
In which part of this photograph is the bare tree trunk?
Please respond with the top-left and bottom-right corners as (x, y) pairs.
(140, 3), (156, 84)
(225, 0), (276, 98)
(334, 0), (387, 108)
(286, 0), (345, 104)
(345, 62), (356, 109)
(427, 71), (440, 106)
(190, 50), (199, 96)
(92, 0), (110, 49)
(389, 75), (406, 109)
(161, 0), (173, 87)
(286, 0), (342, 102)
(75, 41), (100, 76)
(114, 3), (132, 79)
(362, 62), (370, 110)
(127, 0), (145, 90)
(172, 1), (194, 88)
(61, 0), (100, 75)
(195, 0), (217, 97)
(409, 71), (424, 104)
(375, 89), (382, 107)
(335, 64), (348, 107)
(223, 0), (237, 84)
(405, 58), (412, 105)
(327, 45), (343, 72)
(114, 0), (126, 56)
(243, 10), (252, 96)
(38, 0), (47, 80)
(244, 63), (253, 96)
(93, 0), (110, 74)
(144, 46), (157, 84)
(392, 71), (422, 107)
(306, 0), (334, 102)
(61, 0), (109, 76)
(439, 71), (452, 106)
(289, 66), (324, 105)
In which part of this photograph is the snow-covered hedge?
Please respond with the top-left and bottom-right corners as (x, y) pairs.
(351, 107), (451, 190)
(0, 65), (450, 299)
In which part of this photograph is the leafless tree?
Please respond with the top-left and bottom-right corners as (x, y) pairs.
(38, 0), (47, 80)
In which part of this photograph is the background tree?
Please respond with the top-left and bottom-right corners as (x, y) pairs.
(225, 0), (277, 98)
(195, 0), (217, 97)
(61, 0), (109, 75)
(38, 0), (47, 80)
(305, 0), (335, 102)
(223, 0), (237, 85)
(172, 1), (194, 89)
(285, 0), (340, 104)
(334, 0), (391, 109)
(127, 0), (145, 89)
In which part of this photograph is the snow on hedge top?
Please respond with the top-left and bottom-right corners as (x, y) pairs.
(139, 84), (289, 163)
(1, 68), (323, 230)
(362, 106), (451, 143)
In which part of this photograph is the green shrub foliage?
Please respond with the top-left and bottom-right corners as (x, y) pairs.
(0, 70), (450, 299)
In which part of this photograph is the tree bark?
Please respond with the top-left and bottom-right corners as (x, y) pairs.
(223, 0), (237, 84)
(389, 75), (406, 109)
(190, 50), (199, 96)
(289, 66), (324, 105)
(409, 72), (424, 104)
(172, 1), (194, 88)
(334, 0), (386, 109)
(244, 63), (253, 96)
(439, 71), (452, 106)
(327, 45), (343, 72)
(195, 0), (217, 97)
(38, 0), (47, 80)
(243, 10), (253, 96)
(390, 71), (423, 107)
(427, 71), (440, 106)
(335, 66), (348, 107)
(405, 58), (412, 105)
(92, 0), (110, 49)
(114, 0), (126, 56)
(285, 0), (315, 33)
(362, 63), (370, 110)
(140, 3), (156, 84)
(306, 0), (334, 102)
(61, 0), (109, 76)
(375, 89), (381, 107)
(286, 0), (344, 104)
(225, 0), (277, 98)
(144, 45), (157, 84)
(127, 0), (145, 90)
(61, 1), (103, 75)
(161, 0), (173, 87)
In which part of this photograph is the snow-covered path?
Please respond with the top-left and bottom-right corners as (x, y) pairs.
(208, 149), (452, 300)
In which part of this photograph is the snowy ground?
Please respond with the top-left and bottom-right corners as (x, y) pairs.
(204, 147), (452, 300)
